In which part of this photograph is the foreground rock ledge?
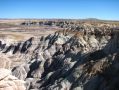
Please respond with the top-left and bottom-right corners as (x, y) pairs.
(0, 68), (26, 90)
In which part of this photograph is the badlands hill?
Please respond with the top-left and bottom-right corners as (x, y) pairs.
(0, 19), (119, 90)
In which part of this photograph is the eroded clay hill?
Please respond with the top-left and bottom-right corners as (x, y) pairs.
(0, 21), (119, 90)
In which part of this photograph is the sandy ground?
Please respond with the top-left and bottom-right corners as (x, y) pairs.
(0, 25), (62, 44)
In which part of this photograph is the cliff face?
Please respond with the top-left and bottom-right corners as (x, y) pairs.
(0, 23), (119, 90)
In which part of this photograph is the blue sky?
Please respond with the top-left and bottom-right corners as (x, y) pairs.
(0, 0), (119, 20)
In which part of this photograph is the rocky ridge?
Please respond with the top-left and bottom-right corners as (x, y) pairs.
(0, 23), (119, 90)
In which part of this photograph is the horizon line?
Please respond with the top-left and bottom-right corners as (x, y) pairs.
(0, 18), (119, 21)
